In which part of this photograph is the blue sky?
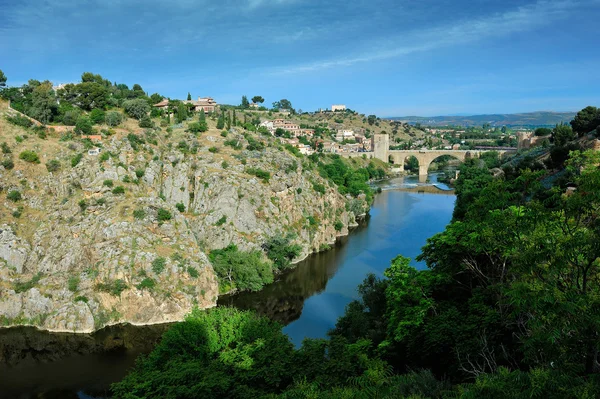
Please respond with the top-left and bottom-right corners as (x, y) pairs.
(1, 0), (599, 116)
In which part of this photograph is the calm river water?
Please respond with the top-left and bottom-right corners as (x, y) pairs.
(0, 174), (455, 398)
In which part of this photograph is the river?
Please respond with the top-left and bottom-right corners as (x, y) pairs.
(0, 174), (455, 398)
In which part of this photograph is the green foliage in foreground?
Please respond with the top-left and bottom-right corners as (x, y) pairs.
(115, 147), (600, 398)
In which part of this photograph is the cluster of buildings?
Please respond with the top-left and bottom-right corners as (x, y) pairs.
(259, 119), (315, 137)
(332, 129), (372, 152)
(153, 97), (218, 113)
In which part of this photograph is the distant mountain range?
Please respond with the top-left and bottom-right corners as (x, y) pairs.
(388, 111), (576, 127)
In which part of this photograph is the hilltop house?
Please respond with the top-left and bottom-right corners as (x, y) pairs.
(154, 97), (218, 113)
(332, 104), (346, 112)
(184, 97), (218, 113)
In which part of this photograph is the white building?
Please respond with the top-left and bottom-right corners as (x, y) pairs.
(332, 104), (347, 112)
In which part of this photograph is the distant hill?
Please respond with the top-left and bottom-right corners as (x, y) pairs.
(388, 111), (576, 127)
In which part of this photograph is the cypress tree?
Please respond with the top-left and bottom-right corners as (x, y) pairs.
(226, 112), (232, 130)
(199, 108), (206, 122)
(187, 92), (192, 101)
(217, 113), (225, 129)
(232, 110), (237, 126)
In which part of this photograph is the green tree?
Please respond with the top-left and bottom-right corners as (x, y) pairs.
(570, 106), (600, 136)
(112, 307), (296, 398)
(251, 95), (264, 104)
(217, 113), (225, 129)
(552, 123), (575, 146)
(105, 111), (124, 127)
(74, 115), (93, 135)
(28, 81), (57, 123)
(123, 99), (150, 120)
(187, 92), (192, 101)
(74, 82), (109, 110)
(0, 69), (6, 87)
(89, 109), (105, 125)
(241, 95), (250, 109)
(209, 244), (274, 291)
(367, 115), (377, 125)
(534, 127), (552, 136)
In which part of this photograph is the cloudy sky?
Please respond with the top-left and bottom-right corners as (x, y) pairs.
(1, 0), (599, 116)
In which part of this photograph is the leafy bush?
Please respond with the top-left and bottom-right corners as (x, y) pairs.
(7, 190), (22, 202)
(105, 111), (124, 127)
(209, 245), (274, 292)
(112, 186), (125, 195)
(71, 153), (83, 167)
(62, 110), (80, 126)
(2, 158), (15, 170)
(135, 169), (145, 178)
(123, 99), (150, 120)
(136, 277), (156, 291)
(103, 179), (113, 187)
(19, 150), (40, 163)
(175, 203), (185, 212)
(13, 273), (43, 293)
(96, 279), (128, 296)
(215, 215), (227, 226)
(157, 208), (172, 222)
(46, 159), (60, 172)
(334, 220), (344, 231)
(208, 146), (219, 153)
(1, 142), (11, 154)
(263, 234), (302, 270)
(188, 121), (208, 133)
(152, 257), (166, 274)
(224, 139), (242, 150)
(99, 152), (110, 162)
(246, 167), (270, 183)
(68, 276), (80, 292)
(5, 114), (33, 128)
(187, 266), (199, 278)
(312, 182), (326, 194)
(138, 116), (153, 128)
(90, 109), (105, 125)
(74, 115), (93, 135)
(133, 208), (146, 219)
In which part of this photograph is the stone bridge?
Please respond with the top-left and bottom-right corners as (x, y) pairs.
(341, 134), (514, 180)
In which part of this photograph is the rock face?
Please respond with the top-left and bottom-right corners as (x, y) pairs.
(0, 126), (366, 333)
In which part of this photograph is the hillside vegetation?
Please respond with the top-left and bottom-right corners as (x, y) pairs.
(113, 106), (600, 398)
(0, 72), (386, 332)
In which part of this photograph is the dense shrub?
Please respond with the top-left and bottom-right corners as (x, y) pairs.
(112, 186), (125, 195)
(19, 150), (40, 163)
(152, 257), (166, 274)
(157, 208), (172, 222)
(263, 234), (302, 270)
(123, 99), (150, 120)
(7, 190), (22, 202)
(105, 111), (124, 127)
(246, 167), (270, 182)
(209, 245), (274, 292)
(46, 159), (60, 172)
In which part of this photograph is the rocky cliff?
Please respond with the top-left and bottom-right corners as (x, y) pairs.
(0, 110), (369, 332)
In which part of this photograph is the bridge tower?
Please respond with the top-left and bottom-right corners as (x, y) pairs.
(373, 134), (389, 162)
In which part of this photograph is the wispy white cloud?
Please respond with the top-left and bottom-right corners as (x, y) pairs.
(271, 0), (599, 74)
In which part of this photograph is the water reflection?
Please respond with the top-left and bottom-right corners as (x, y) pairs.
(0, 323), (169, 398)
(222, 174), (456, 346)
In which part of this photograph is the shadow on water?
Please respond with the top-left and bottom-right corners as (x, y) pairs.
(0, 323), (170, 398)
(218, 220), (370, 325)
